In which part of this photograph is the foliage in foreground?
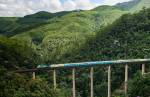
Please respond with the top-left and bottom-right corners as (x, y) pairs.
(0, 65), (71, 97)
(128, 72), (150, 97)
(0, 36), (71, 97)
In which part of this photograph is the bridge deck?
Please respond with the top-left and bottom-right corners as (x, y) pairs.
(16, 59), (150, 73)
(38, 59), (150, 68)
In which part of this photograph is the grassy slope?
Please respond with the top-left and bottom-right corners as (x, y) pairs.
(0, 11), (72, 36)
(0, 16), (49, 36)
(0, 17), (18, 35)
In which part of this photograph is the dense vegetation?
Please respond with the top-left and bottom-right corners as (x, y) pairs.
(128, 72), (150, 97)
(0, 0), (150, 97)
(0, 36), (71, 97)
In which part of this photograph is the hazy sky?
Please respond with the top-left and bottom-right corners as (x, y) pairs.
(0, 0), (132, 17)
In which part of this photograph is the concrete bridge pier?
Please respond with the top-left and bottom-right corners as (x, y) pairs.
(142, 64), (145, 76)
(53, 69), (57, 90)
(108, 65), (111, 97)
(125, 64), (128, 96)
(32, 72), (35, 79)
(72, 68), (76, 97)
(90, 67), (94, 97)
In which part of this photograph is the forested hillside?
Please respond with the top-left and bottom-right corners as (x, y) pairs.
(67, 7), (150, 62)
(10, 6), (126, 64)
(0, 0), (150, 97)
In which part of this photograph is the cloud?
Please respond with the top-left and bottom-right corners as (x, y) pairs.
(0, 0), (132, 17)
(0, 0), (34, 16)
(48, 0), (63, 12)
(74, 0), (96, 10)
(0, 0), (64, 16)
(63, 0), (76, 11)
(103, 0), (132, 5)
(63, 0), (97, 11)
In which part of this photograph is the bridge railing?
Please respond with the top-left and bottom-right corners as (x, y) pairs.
(16, 59), (150, 97)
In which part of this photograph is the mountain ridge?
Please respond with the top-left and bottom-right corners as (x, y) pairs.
(0, 0), (149, 36)
(115, 0), (141, 10)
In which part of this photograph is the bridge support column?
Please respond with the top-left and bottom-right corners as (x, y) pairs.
(108, 65), (111, 97)
(142, 64), (145, 76)
(72, 68), (76, 97)
(53, 69), (57, 90)
(125, 64), (128, 96)
(90, 67), (94, 97)
(32, 72), (35, 79)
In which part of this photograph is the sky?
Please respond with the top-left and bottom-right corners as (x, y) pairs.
(0, 0), (132, 17)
